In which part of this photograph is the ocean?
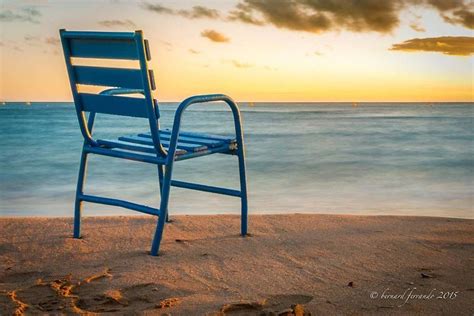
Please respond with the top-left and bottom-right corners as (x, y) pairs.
(0, 102), (472, 219)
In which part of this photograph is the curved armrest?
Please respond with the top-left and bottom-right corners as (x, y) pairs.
(164, 94), (244, 161)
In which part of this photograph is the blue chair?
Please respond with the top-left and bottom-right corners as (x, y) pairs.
(59, 30), (248, 256)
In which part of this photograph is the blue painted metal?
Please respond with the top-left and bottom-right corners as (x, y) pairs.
(79, 194), (160, 216)
(73, 66), (144, 89)
(68, 38), (139, 59)
(170, 180), (242, 197)
(79, 93), (150, 118)
(60, 30), (248, 256)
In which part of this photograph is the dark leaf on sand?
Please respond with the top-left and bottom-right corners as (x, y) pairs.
(421, 273), (433, 278)
(347, 281), (354, 287)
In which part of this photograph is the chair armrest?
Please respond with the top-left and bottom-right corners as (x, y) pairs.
(99, 88), (145, 96)
(164, 94), (244, 162)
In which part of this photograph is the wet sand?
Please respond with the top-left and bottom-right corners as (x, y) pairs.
(0, 214), (473, 315)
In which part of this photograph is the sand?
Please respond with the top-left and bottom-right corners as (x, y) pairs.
(0, 214), (473, 315)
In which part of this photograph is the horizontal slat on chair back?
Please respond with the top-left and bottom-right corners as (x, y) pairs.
(68, 38), (139, 60)
(79, 93), (149, 118)
(73, 66), (144, 89)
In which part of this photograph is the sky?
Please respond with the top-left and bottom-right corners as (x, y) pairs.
(0, 0), (473, 102)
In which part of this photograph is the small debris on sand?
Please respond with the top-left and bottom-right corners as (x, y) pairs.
(156, 297), (180, 309)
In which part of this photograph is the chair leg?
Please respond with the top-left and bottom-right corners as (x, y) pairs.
(150, 162), (174, 256)
(237, 144), (248, 236)
(157, 165), (170, 222)
(74, 148), (89, 238)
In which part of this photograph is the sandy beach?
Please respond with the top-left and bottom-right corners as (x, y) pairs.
(0, 214), (473, 315)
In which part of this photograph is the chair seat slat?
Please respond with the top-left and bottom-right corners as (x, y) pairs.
(97, 139), (187, 155)
(161, 129), (234, 143)
(118, 135), (207, 152)
(137, 132), (228, 148)
(73, 66), (143, 89)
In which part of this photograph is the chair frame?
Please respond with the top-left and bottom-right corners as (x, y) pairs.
(60, 30), (248, 256)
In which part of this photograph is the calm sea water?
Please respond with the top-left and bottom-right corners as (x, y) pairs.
(0, 102), (472, 219)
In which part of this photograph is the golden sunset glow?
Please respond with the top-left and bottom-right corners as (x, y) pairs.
(0, 0), (473, 102)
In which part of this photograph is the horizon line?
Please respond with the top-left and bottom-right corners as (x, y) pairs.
(1, 100), (474, 104)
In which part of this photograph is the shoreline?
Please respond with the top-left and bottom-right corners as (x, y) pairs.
(2, 212), (473, 219)
(1, 214), (473, 315)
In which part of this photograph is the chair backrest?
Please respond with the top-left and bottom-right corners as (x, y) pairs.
(60, 30), (164, 154)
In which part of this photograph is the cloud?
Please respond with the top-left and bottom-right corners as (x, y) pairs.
(228, 0), (473, 34)
(228, 0), (402, 34)
(189, 49), (200, 54)
(142, 3), (174, 14)
(425, 0), (473, 29)
(409, 22), (426, 32)
(427, 0), (474, 29)
(178, 6), (220, 19)
(390, 36), (474, 56)
(24, 35), (39, 41)
(0, 7), (41, 23)
(228, 60), (253, 68)
(98, 19), (136, 28)
(201, 29), (230, 43)
(45, 37), (60, 46)
(227, 3), (265, 25)
(142, 3), (220, 19)
(314, 50), (324, 56)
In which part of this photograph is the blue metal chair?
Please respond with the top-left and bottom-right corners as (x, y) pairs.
(59, 30), (248, 256)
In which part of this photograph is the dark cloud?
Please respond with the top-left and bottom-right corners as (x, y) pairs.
(142, 3), (220, 19)
(0, 7), (41, 23)
(228, 3), (265, 25)
(228, 0), (473, 33)
(228, 0), (402, 33)
(201, 29), (230, 43)
(98, 19), (136, 28)
(424, 0), (473, 29)
(390, 36), (474, 56)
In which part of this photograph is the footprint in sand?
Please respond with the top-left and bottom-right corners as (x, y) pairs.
(76, 281), (184, 313)
(1, 269), (186, 314)
(75, 270), (189, 313)
(220, 294), (313, 315)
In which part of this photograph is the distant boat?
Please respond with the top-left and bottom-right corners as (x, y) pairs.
(25, 101), (31, 106)
(0, 101), (5, 106)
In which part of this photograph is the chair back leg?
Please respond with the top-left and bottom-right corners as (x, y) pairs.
(237, 142), (248, 236)
(74, 147), (89, 238)
(150, 162), (174, 255)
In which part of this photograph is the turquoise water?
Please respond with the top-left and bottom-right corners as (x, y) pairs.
(0, 102), (472, 218)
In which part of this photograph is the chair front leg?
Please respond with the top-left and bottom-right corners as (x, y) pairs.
(150, 162), (174, 256)
(74, 147), (89, 238)
(157, 164), (170, 222)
